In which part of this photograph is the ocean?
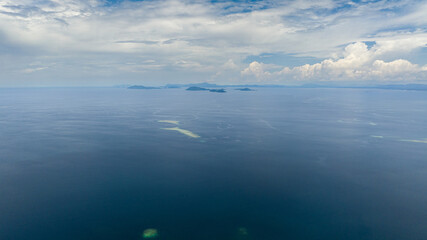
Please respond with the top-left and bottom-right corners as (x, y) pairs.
(0, 87), (426, 240)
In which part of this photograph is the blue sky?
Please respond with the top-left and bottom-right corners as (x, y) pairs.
(0, 0), (426, 86)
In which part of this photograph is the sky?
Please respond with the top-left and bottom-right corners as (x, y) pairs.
(0, 0), (427, 86)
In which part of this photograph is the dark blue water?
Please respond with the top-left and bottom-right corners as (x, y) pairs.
(0, 88), (426, 240)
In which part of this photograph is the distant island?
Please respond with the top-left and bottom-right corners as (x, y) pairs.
(128, 85), (161, 89)
(186, 86), (226, 93)
(209, 89), (226, 93)
(186, 86), (209, 91)
(126, 83), (286, 90)
(125, 83), (427, 92)
(235, 88), (254, 91)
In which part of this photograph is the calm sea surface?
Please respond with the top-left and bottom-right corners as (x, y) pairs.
(0, 88), (426, 240)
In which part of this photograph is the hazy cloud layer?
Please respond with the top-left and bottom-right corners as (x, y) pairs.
(0, 0), (426, 85)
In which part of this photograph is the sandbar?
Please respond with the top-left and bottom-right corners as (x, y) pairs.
(161, 127), (200, 138)
(400, 139), (427, 144)
(158, 120), (179, 125)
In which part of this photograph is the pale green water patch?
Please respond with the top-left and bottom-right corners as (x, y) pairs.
(161, 127), (200, 138)
(400, 139), (427, 144)
(158, 120), (179, 125)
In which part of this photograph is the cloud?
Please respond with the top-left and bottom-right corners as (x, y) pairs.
(0, 0), (426, 85)
(223, 59), (238, 70)
(241, 61), (271, 80)
(371, 59), (420, 77)
(22, 66), (48, 73)
(243, 42), (427, 82)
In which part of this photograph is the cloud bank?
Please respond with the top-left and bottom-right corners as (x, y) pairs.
(0, 0), (426, 85)
(242, 42), (427, 82)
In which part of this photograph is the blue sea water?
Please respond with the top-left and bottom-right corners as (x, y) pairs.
(0, 87), (426, 240)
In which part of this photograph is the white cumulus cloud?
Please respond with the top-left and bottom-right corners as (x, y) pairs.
(243, 42), (427, 82)
(241, 61), (271, 80)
